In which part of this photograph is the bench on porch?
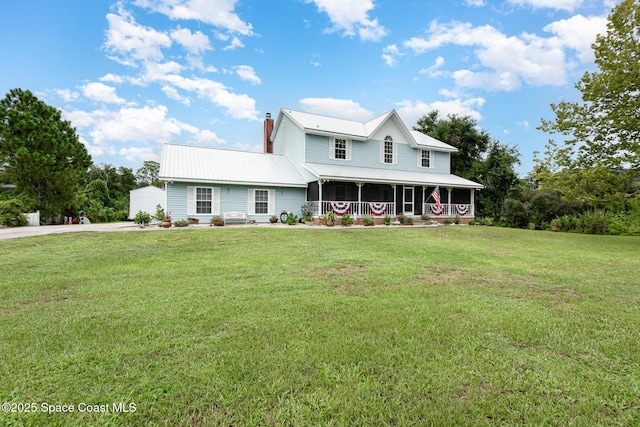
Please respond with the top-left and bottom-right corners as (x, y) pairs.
(223, 211), (247, 224)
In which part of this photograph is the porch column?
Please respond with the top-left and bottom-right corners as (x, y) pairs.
(422, 186), (426, 215)
(447, 187), (453, 216)
(470, 188), (475, 217)
(391, 184), (396, 216)
(356, 182), (363, 219)
(318, 180), (324, 216)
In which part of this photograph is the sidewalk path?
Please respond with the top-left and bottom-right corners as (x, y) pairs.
(0, 222), (141, 241)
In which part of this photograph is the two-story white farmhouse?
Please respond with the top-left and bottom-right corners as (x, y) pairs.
(159, 108), (483, 224)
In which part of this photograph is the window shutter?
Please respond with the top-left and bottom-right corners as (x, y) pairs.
(346, 140), (352, 161)
(187, 186), (196, 216)
(247, 189), (255, 215)
(213, 187), (220, 215)
(417, 150), (422, 168)
(393, 142), (398, 165)
(268, 189), (276, 215)
(379, 141), (384, 163)
(329, 138), (335, 160)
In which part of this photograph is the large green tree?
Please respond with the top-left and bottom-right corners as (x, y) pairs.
(0, 89), (92, 220)
(136, 160), (163, 188)
(537, 0), (639, 207)
(414, 111), (491, 178)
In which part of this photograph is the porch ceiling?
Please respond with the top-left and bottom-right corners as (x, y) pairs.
(302, 162), (484, 189)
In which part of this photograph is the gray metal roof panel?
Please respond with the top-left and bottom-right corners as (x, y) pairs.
(159, 144), (308, 187)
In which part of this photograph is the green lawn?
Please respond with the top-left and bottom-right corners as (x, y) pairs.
(1, 226), (639, 426)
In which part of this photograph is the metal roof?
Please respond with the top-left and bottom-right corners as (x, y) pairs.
(409, 130), (457, 152)
(302, 162), (484, 189)
(159, 144), (308, 187)
(274, 109), (457, 152)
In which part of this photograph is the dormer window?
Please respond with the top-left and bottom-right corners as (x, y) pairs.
(381, 136), (397, 165)
(330, 138), (351, 161)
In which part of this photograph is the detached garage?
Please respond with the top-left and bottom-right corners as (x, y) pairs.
(129, 185), (165, 220)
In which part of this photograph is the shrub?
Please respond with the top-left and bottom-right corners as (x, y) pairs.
(550, 215), (578, 232)
(454, 215), (461, 224)
(443, 219), (452, 225)
(284, 212), (298, 225)
(421, 213), (430, 221)
(397, 212), (406, 225)
(0, 199), (29, 227)
(323, 211), (337, 225)
(133, 211), (151, 227)
(502, 198), (529, 228)
(578, 210), (611, 235)
(211, 216), (224, 226)
(173, 219), (188, 227)
(154, 204), (165, 221)
(341, 214), (353, 226)
(362, 215), (374, 226)
(405, 217), (414, 225)
(301, 202), (315, 222)
(383, 215), (391, 226)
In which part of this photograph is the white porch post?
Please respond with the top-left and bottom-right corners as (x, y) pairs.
(318, 180), (324, 216)
(356, 182), (363, 219)
(422, 186), (426, 215)
(447, 187), (453, 216)
(471, 188), (475, 217)
(391, 184), (396, 216)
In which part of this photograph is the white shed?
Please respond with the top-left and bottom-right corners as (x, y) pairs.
(129, 185), (165, 220)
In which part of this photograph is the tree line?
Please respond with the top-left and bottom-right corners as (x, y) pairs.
(1, 0), (637, 233)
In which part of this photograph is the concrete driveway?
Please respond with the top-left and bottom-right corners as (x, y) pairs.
(0, 222), (143, 241)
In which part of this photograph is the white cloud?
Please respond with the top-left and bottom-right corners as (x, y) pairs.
(55, 89), (79, 102)
(104, 8), (172, 64)
(100, 73), (125, 84)
(299, 97), (373, 121)
(465, 0), (486, 6)
(133, 0), (253, 35)
(119, 146), (159, 162)
(307, 0), (388, 41)
(233, 65), (261, 85)
(543, 14), (608, 62)
(161, 85), (191, 105)
(506, 0), (585, 12)
(170, 26), (211, 54)
(395, 97), (485, 126)
(419, 56), (445, 78)
(222, 36), (244, 50)
(382, 44), (401, 67)
(403, 20), (571, 90)
(81, 82), (127, 104)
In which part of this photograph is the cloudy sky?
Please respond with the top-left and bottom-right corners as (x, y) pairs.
(1, 0), (617, 175)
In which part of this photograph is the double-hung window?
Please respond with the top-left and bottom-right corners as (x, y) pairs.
(187, 186), (220, 216)
(196, 187), (212, 214)
(330, 138), (351, 161)
(248, 189), (275, 215)
(418, 149), (433, 168)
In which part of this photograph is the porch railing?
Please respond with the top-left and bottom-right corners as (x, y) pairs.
(316, 201), (395, 217)
(423, 203), (475, 217)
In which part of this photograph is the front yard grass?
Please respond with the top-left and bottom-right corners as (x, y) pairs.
(1, 226), (639, 425)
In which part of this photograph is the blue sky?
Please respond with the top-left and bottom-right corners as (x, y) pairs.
(1, 0), (617, 175)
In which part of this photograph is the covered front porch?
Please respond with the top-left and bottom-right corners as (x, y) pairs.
(307, 181), (477, 220)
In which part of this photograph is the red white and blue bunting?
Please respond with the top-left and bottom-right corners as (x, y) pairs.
(429, 204), (445, 216)
(330, 202), (352, 215)
(367, 202), (387, 216)
(455, 204), (470, 216)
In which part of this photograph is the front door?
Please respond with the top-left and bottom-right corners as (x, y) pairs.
(403, 186), (414, 215)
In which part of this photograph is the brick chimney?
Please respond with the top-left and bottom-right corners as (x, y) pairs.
(263, 112), (274, 153)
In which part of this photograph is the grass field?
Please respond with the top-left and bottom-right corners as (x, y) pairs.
(1, 226), (639, 426)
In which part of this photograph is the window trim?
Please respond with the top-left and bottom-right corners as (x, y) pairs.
(380, 136), (397, 165)
(417, 149), (433, 168)
(187, 186), (220, 216)
(248, 188), (276, 215)
(330, 137), (352, 161)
